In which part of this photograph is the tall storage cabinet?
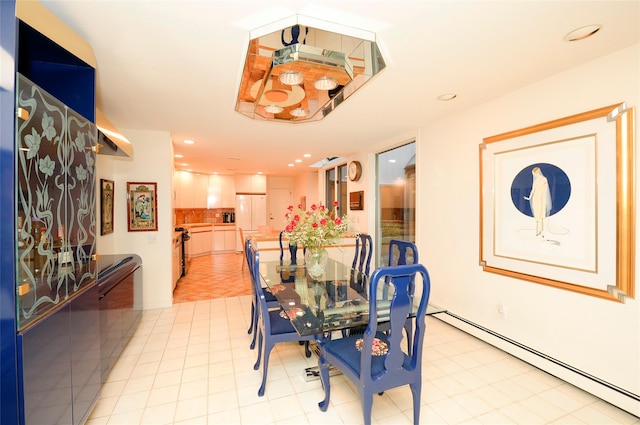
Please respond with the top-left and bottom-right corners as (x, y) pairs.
(8, 15), (100, 425)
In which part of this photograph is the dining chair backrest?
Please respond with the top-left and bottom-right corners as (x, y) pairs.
(245, 235), (253, 274)
(352, 233), (373, 276)
(279, 230), (302, 263)
(249, 245), (265, 312)
(317, 263), (432, 424)
(239, 227), (247, 270)
(388, 239), (418, 266)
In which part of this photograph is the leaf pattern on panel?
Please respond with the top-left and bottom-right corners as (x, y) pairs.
(16, 74), (97, 328)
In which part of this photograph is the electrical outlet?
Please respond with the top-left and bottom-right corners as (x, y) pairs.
(497, 303), (507, 318)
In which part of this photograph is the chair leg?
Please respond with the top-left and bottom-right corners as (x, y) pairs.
(253, 329), (263, 370)
(317, 352), (331, 412)
(410, 381), (421, 425)
(247, 299), (255, 335)
(304, 341), (311, 358)
(361, 393), (374, 425)
(249, 306), (258, 350)
(257, 341), (274, 397)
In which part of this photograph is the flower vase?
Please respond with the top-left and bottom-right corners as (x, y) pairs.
(305, 247), (328, 280)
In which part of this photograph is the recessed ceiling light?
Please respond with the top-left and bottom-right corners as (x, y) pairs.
(184, 139), (195, 144)
(304, 153), (311, 158)
(295, 159), (302, 163)
(264, 104), (284, 114)
(388, 159), (396, 163)
(279, 71), (304, 86)
(257, 172), (263, 175)
(181, 163), (189, 166)
(288, 163), (294, 167)
(437, 93), (457, 101)
(564, 24), (602, 42)
(290, 107), (307, 117)
(314, 77), (338, 91)
(175, 154), (183, 158)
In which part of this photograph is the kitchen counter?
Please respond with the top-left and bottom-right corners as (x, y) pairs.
(179, 222), (236, 228)
(249, 231), (358, 243)
(180, 222), (213, 229)
(249, 232), (358, 263)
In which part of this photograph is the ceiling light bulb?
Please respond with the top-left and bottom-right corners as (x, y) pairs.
(314, 76), (338, 91)
(437, 93), (457, 101)
(279, 71), (304, 85)
(264, 104), (284, 114)
(290, 107), (307, 117)
(564, 24), (602, 42)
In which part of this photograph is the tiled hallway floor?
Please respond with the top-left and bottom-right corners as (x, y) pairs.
(87, 298), (639, 425)
(173, 253), (251, 303)
(86, 253), (639, 424)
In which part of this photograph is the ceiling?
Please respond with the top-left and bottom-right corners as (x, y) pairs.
(40, 1), (639, 177)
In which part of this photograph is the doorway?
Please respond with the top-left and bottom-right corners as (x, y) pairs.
(375, 141), (416, 266)
(268, 188), (293, 232)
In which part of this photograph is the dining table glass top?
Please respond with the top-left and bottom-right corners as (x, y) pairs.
(258, 258), (444, 337)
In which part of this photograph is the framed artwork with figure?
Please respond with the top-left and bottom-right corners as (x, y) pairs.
(127, 182), (158, 232)
(479, 103), (635, 302)
(100, 179), (114, 235)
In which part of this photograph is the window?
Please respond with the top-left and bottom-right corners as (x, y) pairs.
(376, 142), (416, 266)
(325, 163), (347, 216)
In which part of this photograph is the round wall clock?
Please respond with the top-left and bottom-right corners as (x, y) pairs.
(348, 160), (362, 181)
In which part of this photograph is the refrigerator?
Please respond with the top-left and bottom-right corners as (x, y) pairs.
(235, 194), (267, 248)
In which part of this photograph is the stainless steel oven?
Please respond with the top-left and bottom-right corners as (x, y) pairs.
(175, 227), (191, 276)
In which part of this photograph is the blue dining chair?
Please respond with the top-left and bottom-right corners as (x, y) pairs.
(317, 263), (432, 425)
(250, 244), (313, 396)
(352, 233), (373, 276)
(279, 230), (304, 264)
(246, 236), (279, 350)
(342, 233), (373, 337)
(383, 239), (420, 351)
(389, 239), (418, 266)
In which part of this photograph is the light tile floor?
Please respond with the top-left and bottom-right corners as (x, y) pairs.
(87, 296), (640, 425)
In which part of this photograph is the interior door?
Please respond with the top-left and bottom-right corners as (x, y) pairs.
(268, 188), (292, 231)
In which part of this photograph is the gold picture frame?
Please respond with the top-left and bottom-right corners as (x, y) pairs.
(100, 179), (114, 235)
(479, 103), (635, 302)
(127, 182), (158, 232)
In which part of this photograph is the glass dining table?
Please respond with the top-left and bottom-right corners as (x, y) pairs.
(258, 257), (445, 338)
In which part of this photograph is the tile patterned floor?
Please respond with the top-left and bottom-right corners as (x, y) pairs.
(173, 253), (252, 303)
(86, 253), (640, 424)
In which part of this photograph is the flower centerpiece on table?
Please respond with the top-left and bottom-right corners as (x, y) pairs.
(284, 202), (348, 278)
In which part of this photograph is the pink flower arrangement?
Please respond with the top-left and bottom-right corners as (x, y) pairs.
(284, 202), (348, 248)
(355, 337), (389, 356)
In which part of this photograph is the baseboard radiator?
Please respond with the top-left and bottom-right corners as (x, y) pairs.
(435, 311), (640, 417)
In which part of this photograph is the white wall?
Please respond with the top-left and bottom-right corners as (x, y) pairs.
(416, 45), (639, 414)
(292, 171), (319, 210)
(97, 129), (174, 310)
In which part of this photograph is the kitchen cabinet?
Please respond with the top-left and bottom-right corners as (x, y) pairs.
(187, 225), (213, 257)
(208, 175), (235, 208)
(213, 225), (236, 252)
(235, 174), (266, 193)
(175, 171), (208, 208)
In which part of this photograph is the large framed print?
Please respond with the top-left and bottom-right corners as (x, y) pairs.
(480, 103), (635, 302)
(127, 182), (158, 232)
(100, 179), (114, 235)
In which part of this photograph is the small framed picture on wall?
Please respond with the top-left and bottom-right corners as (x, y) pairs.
(127, 182), (158, 231)
(100, 179), (114, 235)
